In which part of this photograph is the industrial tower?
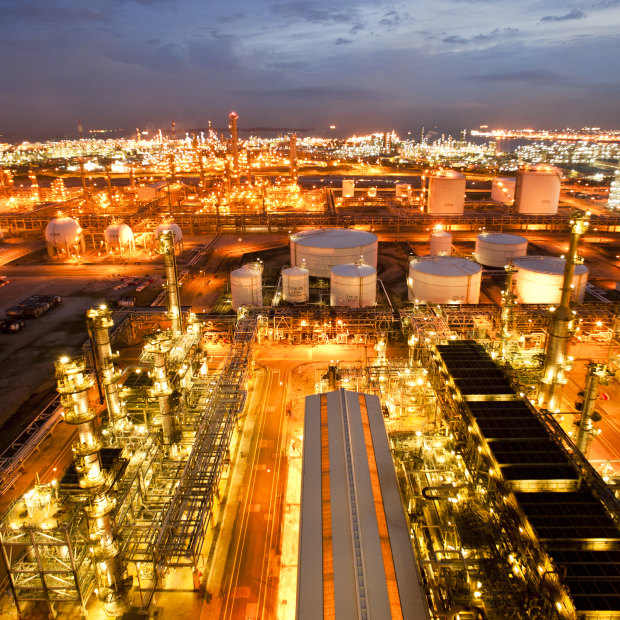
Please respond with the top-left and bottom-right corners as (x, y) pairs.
(538, 211), (590, 411)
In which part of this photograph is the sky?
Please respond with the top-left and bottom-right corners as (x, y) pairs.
(1, 0), (620, 141)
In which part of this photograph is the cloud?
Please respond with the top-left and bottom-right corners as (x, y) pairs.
(272, 2), (354, 24)
(335, 37), (352, 45)
(540, 9), (587, 22)
(593, 0), (620, 7)
(378, 8), (411, 30)
(442, 28), (518, 45)
(471, 69), (570, 84)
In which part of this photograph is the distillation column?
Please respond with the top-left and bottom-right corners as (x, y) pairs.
(576, 362), (607, 455)
(144, 335), (178, 451)
(538, 211), (590, 411)
(86, 306), (128, 435)
(290, 133), (298, 183)
(158, 231), (183, 336)
(500, 265), (517, 360)
(55, 357), (131, 616)
(229, 111), (239, 184)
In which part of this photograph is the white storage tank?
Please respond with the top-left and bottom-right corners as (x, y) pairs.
(155, 222), (183, 251)
(408, 256), (482, 304)
(290, 228), (378, 278)
(491, 176), (516, 204)
(105, 223), (135, 253)
(282, 264), (310, 303)
(330, 262), (377, 308)
(429, 230), (452, 256)
(427, 170), (466, 215)
(515, 164), (561, 214)
(45, 214), (84, 256)
(367, 187), (377, 198)
(475, 233), (528, 267)
(230, 263), (263, 311)
(342, 179), (355, 198)
(513, 256), (588, 304)
(395, 183), (412, 200)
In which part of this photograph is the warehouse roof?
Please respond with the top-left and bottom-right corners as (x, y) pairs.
(297, 389), (428, 620)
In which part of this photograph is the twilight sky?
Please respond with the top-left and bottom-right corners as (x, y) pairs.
(1, 0), (620, 140)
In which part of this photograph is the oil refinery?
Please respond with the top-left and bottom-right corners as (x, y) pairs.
(2, 118), (620, 619)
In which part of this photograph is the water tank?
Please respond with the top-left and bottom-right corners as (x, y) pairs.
(429, 231), (452, 256)
(408, 256), (482, 304)
(282, 265), (309, 303)
(342, 179), (355, 198)
(515, 164), (561, 214)
(155, 222), (183, 245)
(513, 256), (588, 304)
(395, 183), (412, 200)
(290, 228), (378, 278)
(230, 263), (263, 311)
(330, 262), (377, 308)
(491, 176), (516, 204)
(475, 233), (528, 267)
(427, 170), (465, 215)
(105, 223), (134, 250)
(45, 215), (82, 249)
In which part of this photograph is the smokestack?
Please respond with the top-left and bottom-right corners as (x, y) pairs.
(229, 111), (239, 183)
(290, 134), (298, 182)
(157, 230), (183, 335)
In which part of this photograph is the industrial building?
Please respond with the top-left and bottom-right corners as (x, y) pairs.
(297, 389), (428, 620)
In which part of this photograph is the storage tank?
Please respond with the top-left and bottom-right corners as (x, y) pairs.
(330, 262), (377, 308)
(513, 256), (588, 304)
(491, 176), (516, 204)
(230, 263), (263, 311)
(367, 187), (377, 198)
(290, 228), (378, 278)
(105, 223), (135, 253)
(515, 164), (561, 214)
(155, 222), (183, 251)
(342, 179), (355, 198)
(427, 170), (466, 215)
(475, 233), (528, 267)
(429, 230), (452, 256)
(45, 215), (84, 256)
(408, 256), (482, 304)
(282, 264), (310, 303)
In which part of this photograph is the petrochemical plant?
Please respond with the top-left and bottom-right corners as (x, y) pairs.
(1, 118), (620, 619)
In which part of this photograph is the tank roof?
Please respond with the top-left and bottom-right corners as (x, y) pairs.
(282, 266), (309, 276)
(291, 228), (377, 249)
(331, 263), (377, 277)
(430, 169), (465, 179)
(431, 230), (452, 238)
(477, 233), (527, 245)
(232, 263), (263, 276)
(410, 256), (481, 276)
(520, 163), (562, 176)
(514, 255), (589, 275)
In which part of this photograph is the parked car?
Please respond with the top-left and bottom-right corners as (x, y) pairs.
(1, 318), (25, 333)
(0, 275), (9, 287)
(5, 306), (25, 319)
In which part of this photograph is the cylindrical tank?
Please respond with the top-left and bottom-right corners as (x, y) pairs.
(408, 256), (482, 304)
(155, 222), (183, 245)
(105, 223), (134, 251)
(515, 164), (561, 214)
(367, 187), (377, 198)
(230, 263), (263, 311)
(342, 179), (355, 198)
(45, 215), (82, 249)
(491, 176), (516, 204)
(330, 262), (377, 308)
(475, 233), (528, 267)
(429, 230), (452, 256)
(513, 256), (588, 304)
(290, 228), (378, 278)
(282, 265), (310, 303)
(427, 170), (466, 215)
